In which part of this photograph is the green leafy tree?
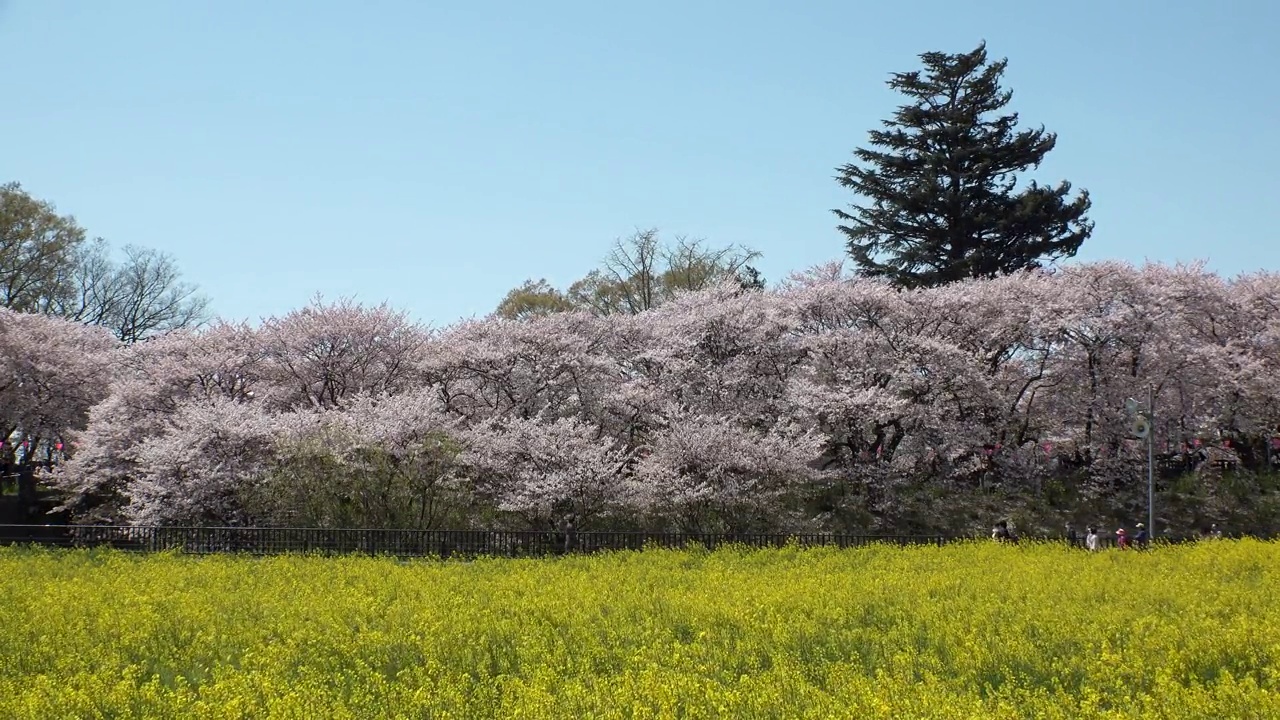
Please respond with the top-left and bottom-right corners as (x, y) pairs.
(497, 229), (763, 319)
(833, 43), (1093, 288)
(0, 182), (85, 313)
(245, 430), (467, 530)
(494, 279), (577, 321)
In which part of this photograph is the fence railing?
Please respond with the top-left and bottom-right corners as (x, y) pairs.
(0, 524), (954, 558)
(0, 525), (1249, 558)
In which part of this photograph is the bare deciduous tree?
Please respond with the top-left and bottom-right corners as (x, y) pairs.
(106, 245), (211, 344)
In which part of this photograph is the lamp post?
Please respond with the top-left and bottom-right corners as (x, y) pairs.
(1126, 386), (1155, 538)
(1152, 384), (1162, 535)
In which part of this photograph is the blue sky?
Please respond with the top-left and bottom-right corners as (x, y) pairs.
(2, 1), (1276, 326)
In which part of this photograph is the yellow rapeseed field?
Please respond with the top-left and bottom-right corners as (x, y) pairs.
(0, 541), (1277, 719)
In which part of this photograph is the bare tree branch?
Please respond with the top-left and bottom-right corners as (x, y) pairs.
(108, 245), (211, 343)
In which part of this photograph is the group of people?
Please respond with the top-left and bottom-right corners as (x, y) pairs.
(992, 520), (1226, 549)
(1073, 523), (1149, 550)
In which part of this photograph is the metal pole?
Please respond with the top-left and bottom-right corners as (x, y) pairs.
(1148, 383), (1155, 539)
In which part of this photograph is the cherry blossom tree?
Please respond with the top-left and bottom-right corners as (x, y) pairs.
(639, 282), (802, 421)
(424, 311), (622, 427)
(21, 260), (1280, 534)
(634, 412), (821, 532)
(46, 321), (264, 520)
(460, 416), (636, 529)
(259, 296), (429, 410)
(123, 398), (280, 525)
(0, 309), (116, 507)
(0, 309), (117, 445)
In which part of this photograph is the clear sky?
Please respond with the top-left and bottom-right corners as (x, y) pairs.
(2, 1), (1277, 326)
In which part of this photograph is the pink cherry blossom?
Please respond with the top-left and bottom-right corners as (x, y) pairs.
(14, 260), (1279, 531)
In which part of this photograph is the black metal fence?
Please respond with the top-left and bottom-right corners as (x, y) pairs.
(0, 524), (953, 558)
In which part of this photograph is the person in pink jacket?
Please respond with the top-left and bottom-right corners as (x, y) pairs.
(1115, 528), (1129, 549)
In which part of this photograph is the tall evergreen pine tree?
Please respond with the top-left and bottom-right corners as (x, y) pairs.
(834, 43), (1093, 288)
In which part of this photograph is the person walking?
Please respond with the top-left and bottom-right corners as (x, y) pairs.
(1085, 526), (1099, 551)
(1134, 522), (1149, 550)
(1116, 528), (1129, 549)
(1066, 524), (1079, 547)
